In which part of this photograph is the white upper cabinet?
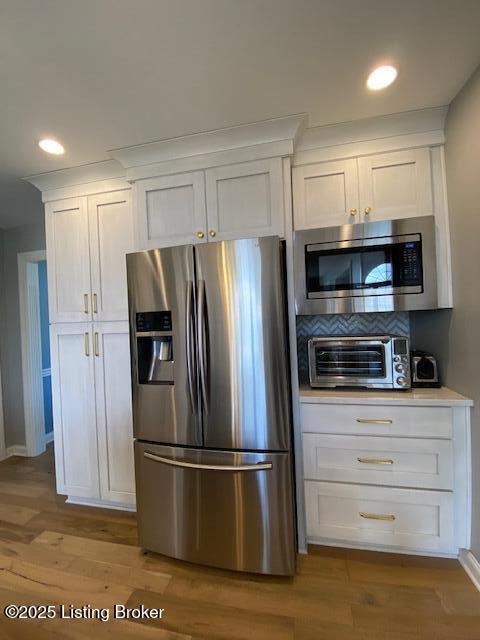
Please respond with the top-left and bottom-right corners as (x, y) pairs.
(293, 148), (433, 229)
(358, 148), (433, 222)
(205, 158), (285, 241)
(46, 189), (134, 323)
(88, 190), (134, 321)
(135, 172), (207, 248)
(50, 324), (99, 499)
(46, 198), (92, 322)
(94, 322), (135, 506)
(292, 159), (359, 228)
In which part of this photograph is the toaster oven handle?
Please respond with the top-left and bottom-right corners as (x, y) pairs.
(356, 418), (393, 425)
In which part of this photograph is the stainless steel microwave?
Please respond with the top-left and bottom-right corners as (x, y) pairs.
(308, 335), (411, 390)
(294, 216), (437, 314)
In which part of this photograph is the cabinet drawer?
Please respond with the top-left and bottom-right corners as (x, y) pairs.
(305, 481), (454, 553)
(301, 403), (452, 438)
(303, 434), (453, 490)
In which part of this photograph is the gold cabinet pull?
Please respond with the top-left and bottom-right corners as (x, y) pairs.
(359, 512), (395, 521)
(349, 208), (357, 216)
(83, 293), (89, 314)
(357, 457), (394, 465)
(356, 418), (393, 425)
(84, 332), (90, 357)
(364, 207), (372, 214)
(93, 293), (98, 314)
(209, 229), (217, 237)
(196, 231), (205, 239)
(94, 332), (99, 357)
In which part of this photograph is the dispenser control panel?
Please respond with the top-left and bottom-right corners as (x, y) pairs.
(136, 311), (172, 333)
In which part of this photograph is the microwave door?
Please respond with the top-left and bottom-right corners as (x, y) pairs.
(127, 245), (202, 447)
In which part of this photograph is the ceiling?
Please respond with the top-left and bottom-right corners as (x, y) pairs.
(1, 0), (480, 228)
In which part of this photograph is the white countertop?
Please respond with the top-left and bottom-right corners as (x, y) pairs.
(298, 385), (473, 407)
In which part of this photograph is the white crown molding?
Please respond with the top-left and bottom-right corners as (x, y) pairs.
(23, 159), (126, 193)
(294, 130), (445, 166)
(109, 114), (308, 171)
(296, 106), (448, 153)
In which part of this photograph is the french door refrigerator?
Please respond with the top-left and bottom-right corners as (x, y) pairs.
(126, 236), (296, 575)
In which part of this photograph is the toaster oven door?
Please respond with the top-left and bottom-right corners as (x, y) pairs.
(308, 338), (394, 388)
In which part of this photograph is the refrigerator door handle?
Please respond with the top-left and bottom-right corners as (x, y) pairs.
(186, 280), (197, 414)
(144, 451), (273, 472)
(197, 279), (209, 415)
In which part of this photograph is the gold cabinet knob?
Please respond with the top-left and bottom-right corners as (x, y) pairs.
(364, 207), (372, 214)
(196, 231), (205, 239)
(209, 229), (217, 238)
(350, 208), (357, 216)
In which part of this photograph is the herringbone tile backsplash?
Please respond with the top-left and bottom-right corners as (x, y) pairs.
(296, 312), (410, 382)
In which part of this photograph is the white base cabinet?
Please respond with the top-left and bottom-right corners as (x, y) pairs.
(50, 322), (135, 508)
(300, 393), (471, 557)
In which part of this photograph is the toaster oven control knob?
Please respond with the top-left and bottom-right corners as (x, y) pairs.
(396, 376), (408, 387)
(394, 356), (400, 362)
(395, 364), (406, 374)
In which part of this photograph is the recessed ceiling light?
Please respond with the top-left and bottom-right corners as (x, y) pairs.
(38, 138), (65, 155)
(366, 65), (398, 91)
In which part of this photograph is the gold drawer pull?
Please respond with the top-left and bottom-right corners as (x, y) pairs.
(359, 512), (395, 521)
(83, 293), (89, 314)
(356, 418), (393, 425)
(94, 332), (99, 357)
(357, 457), (394, 465)
(93, 292), (98, 314)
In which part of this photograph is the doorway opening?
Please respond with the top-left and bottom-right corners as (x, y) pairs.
(18, 250), (53, 457)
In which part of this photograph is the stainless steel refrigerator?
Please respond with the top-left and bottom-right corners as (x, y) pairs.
(126, 236), (296, 575)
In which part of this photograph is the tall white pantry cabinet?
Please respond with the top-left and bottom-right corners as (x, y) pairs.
(46, 186), (137, 508)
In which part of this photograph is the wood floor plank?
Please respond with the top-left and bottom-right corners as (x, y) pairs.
(0, 503), (40, 526)
(127, 588), (295, 640)
(0, 555), (133, 609)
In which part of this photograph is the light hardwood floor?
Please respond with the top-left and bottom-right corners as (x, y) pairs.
(0, 445), (479, 639)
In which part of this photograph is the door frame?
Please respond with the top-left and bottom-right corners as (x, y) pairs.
(18, 249), (48, 457)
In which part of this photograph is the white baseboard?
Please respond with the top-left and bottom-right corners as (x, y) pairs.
(66, 496), (136, 512)
(45, 431), (54, 445)
(459, 549), (480, 592)
(5, 445), (28, 458)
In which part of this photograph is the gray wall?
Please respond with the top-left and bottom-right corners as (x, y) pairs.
(0, 220), (46, 448)
(411, 63), (480, 558)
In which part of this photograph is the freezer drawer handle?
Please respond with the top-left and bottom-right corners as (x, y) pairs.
(143, 451), (273, 472)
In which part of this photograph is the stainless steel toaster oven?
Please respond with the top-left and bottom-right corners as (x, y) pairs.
(308, 335), (411, 390)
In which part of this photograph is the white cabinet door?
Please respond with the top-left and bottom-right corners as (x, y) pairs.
(135, 172), (207, 249)
(88, 190), (134, 321)
(358, 148), (433, 221)
(205, 158), (284, 241)
(94, 323), (135, 506)
(46, 197), (91, 322)
(293, 159), (359, 229)
(50, 324), (99, 499)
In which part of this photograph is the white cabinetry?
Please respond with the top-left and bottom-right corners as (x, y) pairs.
(293, 148), (433, 228)
(300, 391), (472, 557)
(50, 322), (135, 507)
(46, 190), (133, 323)
(45, 182), (135, 509)
(292, 159), (359, 228)
(205, 158), (284, 241)
(50, 324), (99, 499)
(46, 198), (91, 323)
(357, 148), (433, 222)
(135, 157), (285, 249)
(135, 172), (207, 249)
(94, 323), (135, 506)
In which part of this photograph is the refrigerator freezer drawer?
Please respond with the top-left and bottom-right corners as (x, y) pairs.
(134, 442), (296, 576)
